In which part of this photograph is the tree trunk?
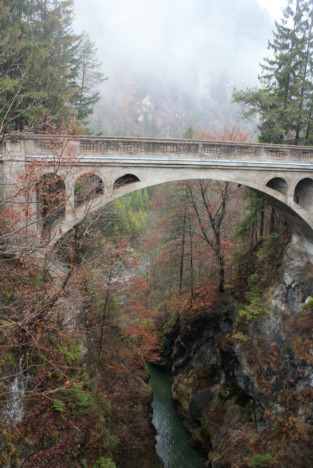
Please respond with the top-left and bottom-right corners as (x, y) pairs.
(179, 204), (187, 293)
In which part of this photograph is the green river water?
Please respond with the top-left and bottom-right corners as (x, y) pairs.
(148, 364), (205, 468)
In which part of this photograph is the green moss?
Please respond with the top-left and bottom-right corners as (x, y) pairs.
(248, 453), (272, 467)
(163, 309), (179, 333)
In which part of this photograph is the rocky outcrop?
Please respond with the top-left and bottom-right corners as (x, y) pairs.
(159, 242), (313, 467)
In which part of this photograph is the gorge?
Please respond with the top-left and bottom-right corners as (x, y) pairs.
(2, 0), (313, 466)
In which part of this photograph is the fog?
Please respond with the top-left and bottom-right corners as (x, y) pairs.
(73, 0), (285, 137)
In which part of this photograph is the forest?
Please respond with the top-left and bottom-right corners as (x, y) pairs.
(1, 0), (313, 467)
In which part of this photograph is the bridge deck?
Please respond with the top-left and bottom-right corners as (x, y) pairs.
(1, 135), (313, 164)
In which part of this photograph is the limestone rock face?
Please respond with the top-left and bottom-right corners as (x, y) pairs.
(189, 387), (219, 421)
(279, 243), (313, 314)
(160, 242), (313, 466)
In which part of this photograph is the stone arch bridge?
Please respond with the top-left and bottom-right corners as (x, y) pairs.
(1, 135), (313, 253)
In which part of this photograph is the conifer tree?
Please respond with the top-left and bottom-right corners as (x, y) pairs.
(0, 0), (104, 138)
(70, 33), (106, 123)
(234, 0), (313, 144)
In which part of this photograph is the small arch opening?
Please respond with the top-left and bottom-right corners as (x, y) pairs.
(36, 173), (66, 227)
(113, 174), (140, 189)
(266, 177), (288, 196)
(294, 178), (313, 209)
(74, 174), (104, 207)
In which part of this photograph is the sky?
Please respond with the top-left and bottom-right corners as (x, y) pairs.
(73, 0), (287, 89)
(72, 0), (289, 134)
(257, 0), (285, 19)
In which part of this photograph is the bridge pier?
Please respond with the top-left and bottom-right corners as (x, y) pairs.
(2, 140), (26, 201)
(65, 179), (75, 220)
(1, 140), (41, 245)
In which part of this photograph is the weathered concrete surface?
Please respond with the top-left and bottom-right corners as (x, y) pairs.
(1, 135), (313, 248)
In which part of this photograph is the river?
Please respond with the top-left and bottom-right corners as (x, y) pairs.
(148, 364), (205, 468)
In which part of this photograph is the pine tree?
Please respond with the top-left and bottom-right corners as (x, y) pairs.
(234, 0), (313, 144)
(70, 33), (106, 124)
(0, 0), (104, 137)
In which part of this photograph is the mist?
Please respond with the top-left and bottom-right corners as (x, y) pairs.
(73, 0), (279, 137)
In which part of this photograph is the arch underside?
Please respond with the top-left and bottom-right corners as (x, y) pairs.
(50, 167), (313, 245)
(253, 189), (313, 241)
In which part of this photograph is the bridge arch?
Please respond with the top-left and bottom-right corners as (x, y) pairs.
(294, 178), (313, 210)
(74, 173), (104, 207)
(48, 167), (313, 256)
(113, 174), (140, 190)
(266, 177), (288, 196)
(36, 173), (66, 228)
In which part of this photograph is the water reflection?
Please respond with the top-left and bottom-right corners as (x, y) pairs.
(148, 364), (204, 468)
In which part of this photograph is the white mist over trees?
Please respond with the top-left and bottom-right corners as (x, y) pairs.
(73, 0), (278, 137)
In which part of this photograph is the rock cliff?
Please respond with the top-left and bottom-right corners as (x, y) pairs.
(158, 242), (313, 467)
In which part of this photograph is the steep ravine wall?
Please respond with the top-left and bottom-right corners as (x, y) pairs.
(158, 242), (313, 467)
(0, 251), (161, 468)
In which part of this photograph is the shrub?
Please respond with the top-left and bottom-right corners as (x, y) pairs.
(232, 331), (249, 341)
(92, 457), (116, 468)
(237, 273), (269, 325)
(64, 382), (97, 415)
(52, 398), (66, 412)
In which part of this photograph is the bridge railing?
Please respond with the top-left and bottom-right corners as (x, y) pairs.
(1, 135), (313, 162)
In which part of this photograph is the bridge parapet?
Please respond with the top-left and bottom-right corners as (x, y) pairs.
(2, 135), (313, 163)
